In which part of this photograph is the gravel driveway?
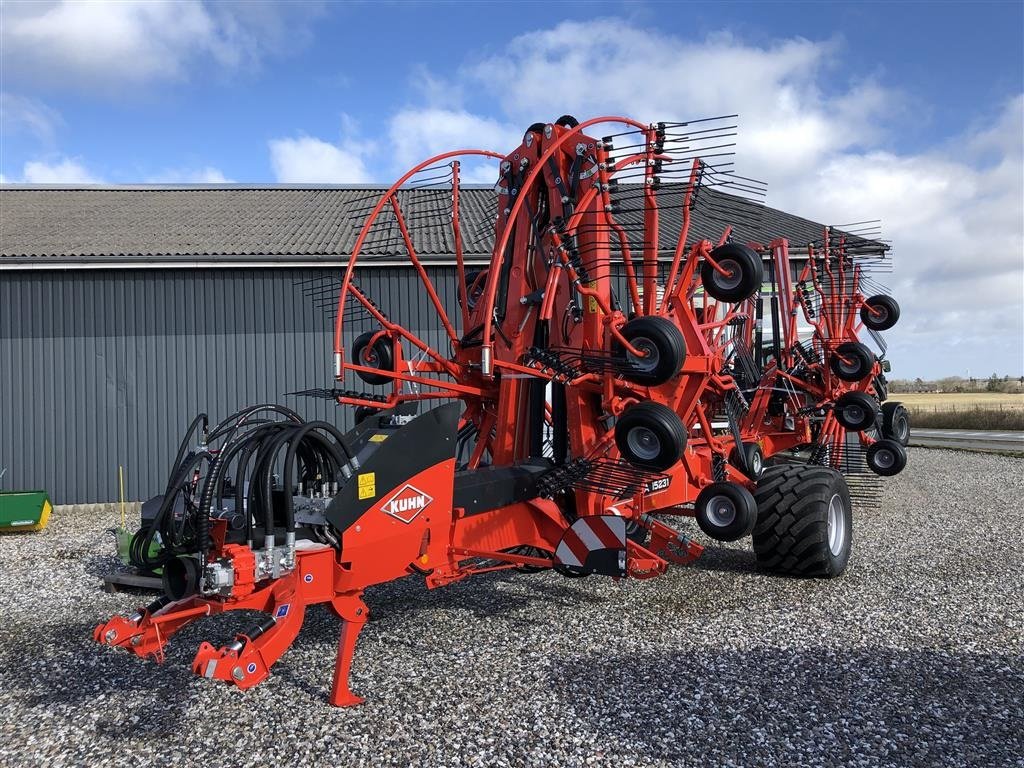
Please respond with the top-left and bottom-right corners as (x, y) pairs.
(1, 448), (1021, 767)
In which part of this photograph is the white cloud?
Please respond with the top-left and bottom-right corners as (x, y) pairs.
(145, 166), (233, 184)
(268, 135), (372, 183)
(775, 96), (1024, 378)
(2, 1), (223, 87)
(21, 157), (102, 183)
(0, 92), (62, 142)
(465, 22), (895, 188)
(0, 0), (320, 91)
(265, 20), (1021, 375)
(396, 19), (1020, 378)
(388, 108), (520, 181)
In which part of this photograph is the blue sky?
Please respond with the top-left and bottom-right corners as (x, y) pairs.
(1, 0), (1022, 378)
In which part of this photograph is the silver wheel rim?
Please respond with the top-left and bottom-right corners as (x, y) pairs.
(627, 426), (661, 461)
(870, 304), (888, 324)
(896, 416), (909, 441)
(706, 495), (737, 527)
(839, 358), (858, 375)
(826, 493), (846, 556)
(713, 258), (743, 290)
(750, 451), (763, 476)
(628, 336), (660, 373)
(843, 404), (865, 425)
(873, 447), (896, 470)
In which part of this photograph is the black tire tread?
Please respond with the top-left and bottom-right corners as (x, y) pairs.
(701, 243), (763, 303)
(881, 401), (911, 446)
(614, 401), (687, 471)
(616, 316), (686, 385)
(861, 294), (900, 331)
(753, 464), (850, 577)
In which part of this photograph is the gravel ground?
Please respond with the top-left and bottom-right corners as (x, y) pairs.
(1, 448), (1021, 768)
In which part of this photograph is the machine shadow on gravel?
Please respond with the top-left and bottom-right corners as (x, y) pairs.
(550, 648), (1024, 767)
(357, 569), (607, 626)
(84, 552), (123, 580)
(0, 619), (206, 738)
(686, 544), (759, 574)
(2, 571), (610, 729)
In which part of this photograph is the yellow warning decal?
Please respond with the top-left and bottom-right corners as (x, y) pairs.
(368, 433), (388, 443)
(586, 282), (600, 314)
(357, 472), (376, 500)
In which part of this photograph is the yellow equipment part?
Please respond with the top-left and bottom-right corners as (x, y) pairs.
(0, 491), (53, 533)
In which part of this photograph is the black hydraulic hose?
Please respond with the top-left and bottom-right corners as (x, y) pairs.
(167, 413), (207, 489)
(301, 430), (346, 476)
(206, 404), (303, 443)
(129, 412), (223, 568)
(137, 406), (354, 583)
(255, 422), (340, 537)
(305, 420), (356, 465)
(198, 405), (305, 566)
(248, 429), (290, 541)
(230, 422), (293, 544)
(201, 404), (303, 521)
(131, 449), (209, 569)
(288, 432), (335, 493)
(210, 421), (290, 522)
(282, 422), (348, 534)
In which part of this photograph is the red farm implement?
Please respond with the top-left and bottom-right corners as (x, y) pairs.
(96, 115), (906, 706)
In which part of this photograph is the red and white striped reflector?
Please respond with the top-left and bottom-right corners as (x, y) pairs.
(554, 515), (627, 569)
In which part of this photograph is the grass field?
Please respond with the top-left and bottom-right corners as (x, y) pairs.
(895, 392), (1024, 411)
(893, 393), (1024, 430)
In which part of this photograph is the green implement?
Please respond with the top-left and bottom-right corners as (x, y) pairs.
(0, 491), (53, 532)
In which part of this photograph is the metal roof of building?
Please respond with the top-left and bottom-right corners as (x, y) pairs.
(0, 184), (832, 268)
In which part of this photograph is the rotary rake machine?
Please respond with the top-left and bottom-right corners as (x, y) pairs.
(96, 115), (905, 706)
(736, 225), (910, 478)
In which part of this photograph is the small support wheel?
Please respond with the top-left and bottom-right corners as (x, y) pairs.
(829, 341), (875, 382)
(881, 401), (911, 446)
(614, 402), (687, 471)
(694, 482), (757, 542)
(614, 316), (686, 385)
(834, 391), (878, 431)
(860, 294), (900, 331)
(351, 332), (394, 385)
(753, 464), (852, 577)
(460, 269), (487, 310)
(701, 243), (763, 303)
(866, 438), (908, 476)
(730, 442), (765, 479)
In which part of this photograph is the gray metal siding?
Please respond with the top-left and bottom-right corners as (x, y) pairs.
(0, 266), (460, 503)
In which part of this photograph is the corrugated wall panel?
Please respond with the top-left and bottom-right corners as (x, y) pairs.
(0, 266), (461, 503)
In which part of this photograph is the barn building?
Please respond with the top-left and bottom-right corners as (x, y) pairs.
(0, 184), (832, 503)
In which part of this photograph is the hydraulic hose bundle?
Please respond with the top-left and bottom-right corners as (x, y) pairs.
(129, 405), (356, 580)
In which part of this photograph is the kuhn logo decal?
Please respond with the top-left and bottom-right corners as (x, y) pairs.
(379, 484), (433, 524)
